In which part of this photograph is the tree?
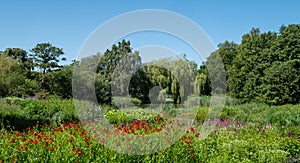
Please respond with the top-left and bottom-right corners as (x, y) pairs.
(2, 48), (33, 77)
(30, 43), (66, 74)
(0, 54), (36, 97)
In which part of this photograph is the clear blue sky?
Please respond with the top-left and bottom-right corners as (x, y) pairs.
(1, 0), (299, 65)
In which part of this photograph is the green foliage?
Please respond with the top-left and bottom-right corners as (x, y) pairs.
(105, 108), (160, 124)
(0, 98), (78, 129)
(30, 42), (66, 74)
(226, 25), (300, 105)
(104, 109), (134, 124)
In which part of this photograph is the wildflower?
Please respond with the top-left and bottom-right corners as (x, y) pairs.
(23, 146), (28, 151)
(16, 131), (22, 137)
(287, 131), (293, 137)
(24, 133), (29, 137)
(279, 132), (283, 137)
(49, 147), (55, 151)
(32, 140), (39, 145)
(100, 138), (105, 143)
(36, 135), (42, 141)
(11, 139), (16, 143)
(12, 158), (17, 162)
(190, 127), (195, 132)
(84, 137), (90, 141)
(44, 142), (49, 146)
(26, 126), (31, 131)
(80, 130), (86, 136)
(195, 132), (200, 137)
(190, 151), (195, 157)
(76, 151), (84, 156)
(48, 138), (54, 143)
(261, 129), (266, 133)
(127, 146), (132, 150)
(68, 138), (73, 143)
(21, 137), (26, 142)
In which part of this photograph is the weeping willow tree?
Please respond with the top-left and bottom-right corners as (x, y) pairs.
(144, 56), (196, 104)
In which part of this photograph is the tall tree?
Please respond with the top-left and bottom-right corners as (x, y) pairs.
(30, 43), (66, 74)
(2, 48), (33, 76)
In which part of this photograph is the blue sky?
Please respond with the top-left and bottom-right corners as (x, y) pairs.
(1, 0), (299, 65)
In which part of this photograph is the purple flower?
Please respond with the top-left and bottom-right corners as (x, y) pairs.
(261, 129), (266, 133)
(287, 131), (293, 137)
(279, 132), (283, 137)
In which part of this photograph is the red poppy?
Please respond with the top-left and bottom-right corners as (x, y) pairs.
(32, 140), (39, 145)
(190, 151), (195, 157)
(21, 137), (26, 142)
(44, 142), (49, 146)
(134, 123), (139, 130)
(49, 147), (55, 151)
(84, 137), (90, 141)
(16, 131), (22, 137)
(80, 130), (86, 136)
(190, 127), (195, 132)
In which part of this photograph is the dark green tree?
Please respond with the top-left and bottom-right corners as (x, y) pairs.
(30, 43), (66, 74)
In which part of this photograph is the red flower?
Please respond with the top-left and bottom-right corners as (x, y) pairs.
(12, 158), (16, 162)
(16, 131), (22, 137)
(32, 140), (39, 145)
(127, 146), (132, 150)
(84, 137), (90, 141)
(26, 126), (31, 131)
(24, 133), (29, 137)
(44, 141), (49, 146)
(76, 151), (84, 156)
(68, 138), (73, 143)
(72, 147), (78, 151)
(134, 123), (139, 130)
(49, 147), (55, 151)
(80, 130), (86, 136)
(11, 139), (16, 143)
(23, 146), (28, 151)
(36, 135), (42, 141)
(21, 137), (26, 142)
(195, 132), (200, 137)
(190, 127), (195, 132)
(49, 138), (54, 143)
(190, 151), (195, 157)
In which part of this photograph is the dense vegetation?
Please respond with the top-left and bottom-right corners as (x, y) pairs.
(1, 24), (300, 162)
(0, 98), (299, 162)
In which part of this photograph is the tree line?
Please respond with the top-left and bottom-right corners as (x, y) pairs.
(1, 24), (299, 105)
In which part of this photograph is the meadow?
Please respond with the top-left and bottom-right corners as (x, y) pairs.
(0, 97), (299, 162)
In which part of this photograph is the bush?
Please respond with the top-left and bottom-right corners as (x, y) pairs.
(105, 109), (134, 124)
(112, 96), (141, 109)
